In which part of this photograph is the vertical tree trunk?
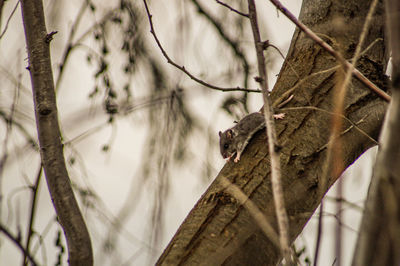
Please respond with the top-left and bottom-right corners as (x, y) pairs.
(20, 0), (93, 265)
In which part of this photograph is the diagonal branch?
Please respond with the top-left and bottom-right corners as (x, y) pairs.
(142, 0), (260, 93)
(0, 223), (39, 266)
(215, 0), (249, 17)
(0, 0), (19, 39)
(268, 0), (391, 102)
(191, 0), (250, 89)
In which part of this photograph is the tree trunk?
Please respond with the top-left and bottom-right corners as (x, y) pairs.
(20, 0), (93, 265)
(157, 0), (388, 265)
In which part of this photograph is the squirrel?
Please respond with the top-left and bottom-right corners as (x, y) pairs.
(219, 112), (285, 163)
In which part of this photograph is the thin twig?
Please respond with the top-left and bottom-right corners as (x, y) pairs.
(264, 40), (299, 78)
(0, 223), (39, 266)
(272, 37), (383, 109)
(219, 177), (280, 248)
(268, 0), (391, 102)
(55, 0), (88, 91)
(313, 200), (323, 266)
(280, 106), (378, 145)
(22, 165), (42, 266)
(318, 0), (380, 196)
(0, 0), (19, 39)
(335, 178), (343, 265)
(192, 0), (250, 89)
(247, 0), (292, 263)
(273, 65), (339, 108)
(215, 0), (249, 17)
(334, 2), (379, 263)
(325, 196), (363, 212)
(74, 9), (119, 45)
(142, 0), (260, 93)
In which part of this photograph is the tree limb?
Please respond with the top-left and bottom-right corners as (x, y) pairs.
(247, 0), (292, 262)
(20, 0), (93, 265)
(142, 0), (260, 93)
(269, 0), (391, 102)
(0, 223), (39, 266)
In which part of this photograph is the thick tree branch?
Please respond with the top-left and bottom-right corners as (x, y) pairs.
(156, 0), (387, 264)
(20, 0), (93, 265)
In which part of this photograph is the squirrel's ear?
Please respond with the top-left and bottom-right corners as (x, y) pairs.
(219, 131), (222, 137)
(227, 129), (233, 138)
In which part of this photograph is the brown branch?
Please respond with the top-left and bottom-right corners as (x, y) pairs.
(20, 0), (93, 265)
(220, 177), (280, 248)
(0, 223), (39, 266)
(142, 0), (260, 93)
(191, 0), (250, 89)
(319, 0), (379, 198)
(22, 165), (42, 266)
(247, 0), (292, 263)
(272, 37), (383, 109)
(268, 0), (391, 102)
(215, 0), (249, 17)
(313, 200), (324, 266)
(263, 40), (299, 78)
(0, 0), (4, 27)
(55, 0), (88, 91)
(281, 106), (378, 145)
(0, 0), (19, 39)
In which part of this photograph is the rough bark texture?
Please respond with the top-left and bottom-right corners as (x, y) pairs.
(157, 0), (388, 265)
(20, 0), (93, 265)
(352, 0), (400, 265)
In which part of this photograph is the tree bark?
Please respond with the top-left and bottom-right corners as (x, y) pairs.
(157, 0), (388, 265)
(352, 0), (400, 265)
(20, 0), (93, 265)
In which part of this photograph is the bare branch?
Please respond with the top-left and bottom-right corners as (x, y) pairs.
(280, 106), (378, 145)
(20, 0), (93, 264)
(268, 0), (391, 102)
(319, 0), (380, 195)
(219, 177), (280, 248)
(263, 40), (299, 78)
(0, 223), (39, 266)
(22, 165), (42, 266)
(0, 0), (19, 39)
(55, 0), (88, 91)
(313, 200), (323, 266)
(191, 0), (250, 89)
(247, 0), (292, 263)
(142, 0), (260, 93)
(215, 0), (249, 18)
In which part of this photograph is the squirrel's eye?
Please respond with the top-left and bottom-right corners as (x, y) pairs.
(224, 143), (229, 149)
